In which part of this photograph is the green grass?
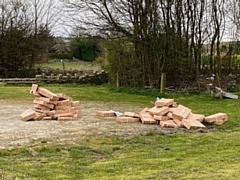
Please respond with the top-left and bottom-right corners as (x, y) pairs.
(36, 61), (93, 70)
(1, 84), (240, 179)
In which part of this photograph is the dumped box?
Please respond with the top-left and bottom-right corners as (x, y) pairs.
(182, 119), (206, 130)
(140, 112), (157, 124)
(187, 113), (205, 123)
(155, 98), (174, 107)
(148, 106), (169, 116)
(154, 115), (170, 121)
(173, 118), (183, 127)
(96, 110), (115, 117)
(38, 87), (60, 101)
(160, 120), (178, 128)
(123, 112), (140, 118)
(96, 96), (227, 129)
(20, 84), (82, 121)
(116, 117), (140, 123)
(172, 105), (191, 120)
(20, 109), (36, 121)
(205, 113), (228, 124)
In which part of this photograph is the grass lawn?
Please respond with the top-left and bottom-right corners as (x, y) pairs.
(0, 84), (240, 179)
(36, 61), (93, 71)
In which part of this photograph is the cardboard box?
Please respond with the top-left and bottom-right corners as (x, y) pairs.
(20, 109), (36, 121)
(139, 108), (150, 114)
(30, 84), (38, 94)
(205, 113), (228, 123)
(148, 106), (169, 116)
(160, 120), (178, 128)
(214, 119), (225, 125)
(171, 102), (179, 108)
(71, 101), (80, 107)
(167, 112), (173, 119)
(34, 104), (51, 111)
(172, 105), (191, 120)
(187, 113), (205, 122)
(116, 116), (140, 123)
(34, 113), (46, 121)
(182, 119), (206, 130)
(96, 110), (115, 117)
(58, 117), (78, 121)
(56, 99), (72, 106)
(173, 118), (183, 127)
(123, 112), (140, 118)
(54, 112), (75, 118)
(57, 93), (73, 101)
(139, 112), (157, 124)
(38, 87), (59, 101)
(33, 99), (55, 109)
(34, 96), (51, 103)
(154, 115), (170, 121)
(42, 117), (53, 120)
(169, 107), (177, 113)
(155, 98), (174, 107)
(54, 105), (69, 110)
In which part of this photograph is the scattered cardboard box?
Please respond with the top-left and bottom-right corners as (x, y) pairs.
(96, 97), (228, 129)
(20, 84), (82, 121)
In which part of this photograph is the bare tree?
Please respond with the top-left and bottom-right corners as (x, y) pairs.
(0, 0), (60, 78)
(62, 0), (238, 88)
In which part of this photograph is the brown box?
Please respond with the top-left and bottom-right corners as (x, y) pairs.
(54, 105), (69, 110)
(34, 104), (51, 111)
(160, 120), (178, 128)
(42, 116), (53, 120)
(214, 120), (224, 125)
(20, 109), (36, 121)
(139, 108), (150, 114)
(148, 106), (169, 116)
(123, 112), (140, 118)
(34, 113), (46, 121)
(56, 99), (72, 106)
(37, 87), (59, 101)
(166, 112), (173, 119)
(169, 107), (177, 113)
(171, 102), (179, 108)
(33, 99), (55, 109)
(155, 98), (174, 107)
(173, 118), (183, 127)
(34, 96), (51, 103)
(116, 116), (140, 123)
(54, 112), (75, 118)
(57, 93), (73, 101)
(205, 113), (228, 124)
(172, 105), (191, 120)
(187, 113), (205, 122)
(58, 116), (78, 121)
(44, 111), (55, 117)
(30, 84), (38, 95)
(140, 112), (157, 124)
(71, 101), (80, 107)
(182, 119), (206, 130)
(154, 115), (170, 121)
(96, 110), (115, 117)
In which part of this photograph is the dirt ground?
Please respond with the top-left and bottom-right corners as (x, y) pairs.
(0, 100), (211, 150)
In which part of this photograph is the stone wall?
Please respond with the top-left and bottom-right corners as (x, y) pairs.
(35, 68), (109, 84)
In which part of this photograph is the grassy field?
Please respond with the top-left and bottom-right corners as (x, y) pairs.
(36, 60), (94, 71)
(1, 84), (240, 179)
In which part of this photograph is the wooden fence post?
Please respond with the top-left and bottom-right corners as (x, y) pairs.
(160, 73), (166, 93)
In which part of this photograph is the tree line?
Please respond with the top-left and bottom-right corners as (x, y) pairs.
(0, 0), (59, 78)
(64, 0), (240, 88)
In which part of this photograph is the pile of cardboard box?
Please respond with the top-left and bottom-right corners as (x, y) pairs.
(20, 84), (82, 121)
(96, 98), (228, 129)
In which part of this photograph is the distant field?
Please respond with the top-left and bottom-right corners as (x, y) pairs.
(36, 60), (94, 70)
